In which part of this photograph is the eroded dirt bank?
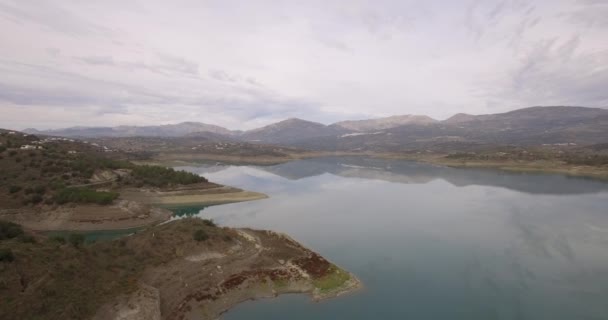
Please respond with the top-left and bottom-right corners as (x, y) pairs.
(93, 222), (361, 320)
(1, 219), (360, 320)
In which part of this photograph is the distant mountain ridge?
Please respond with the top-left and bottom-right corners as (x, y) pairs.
(25, 122), (235, 138)
(334, 115), (437, 132)
(23, 106), (608, 150)
(241, 118), (348, 144)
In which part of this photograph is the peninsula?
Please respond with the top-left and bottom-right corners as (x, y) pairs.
(0, 130), (361, 320)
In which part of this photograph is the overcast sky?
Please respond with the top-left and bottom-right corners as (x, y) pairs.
(0, 0), (607, 130)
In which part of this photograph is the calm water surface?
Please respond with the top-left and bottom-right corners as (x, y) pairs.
(175, 157), (608, 320)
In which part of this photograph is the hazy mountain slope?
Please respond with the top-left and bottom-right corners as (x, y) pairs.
(25, 122), (235, 138)
(21, 106), (608, 150)
(292, 106), (608, 151)
(241, 118), (349, 144)
(334, 115), (437, 132)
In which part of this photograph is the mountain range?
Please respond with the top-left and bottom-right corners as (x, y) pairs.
(24, 106), (608, 151)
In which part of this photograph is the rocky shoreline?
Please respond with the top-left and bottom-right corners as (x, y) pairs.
(93, 227), (361, 320)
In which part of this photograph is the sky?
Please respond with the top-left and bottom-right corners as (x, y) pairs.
(0, 0), (607, 130)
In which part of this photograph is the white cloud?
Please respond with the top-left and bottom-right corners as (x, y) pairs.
(0, 0), (606, 130)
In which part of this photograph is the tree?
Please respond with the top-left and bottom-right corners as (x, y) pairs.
(8, 185), (21, 194)
(0, 221), (24, 240)
(0, 249), (14, 262)
(193, 229), (209, 242)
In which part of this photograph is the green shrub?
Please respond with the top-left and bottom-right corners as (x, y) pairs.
(0, 145), (6, 153)
(0, 221), (24, 240)
(34, 185), (46, 194)
(0, 249), (14, 262)
(30, 194), (43, 204)
(49, 180), (66, 190)
(8, 185), (21, 194)
(132, 165), (207, 187)
(19, 234), (36, 243)
(193, 229), (209, 242)
(54, 188), (119, 205)
(50, 235), (66, 244)
(202, 219), (217, 227)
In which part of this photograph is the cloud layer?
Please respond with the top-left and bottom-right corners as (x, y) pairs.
(0, 0), (606, 130)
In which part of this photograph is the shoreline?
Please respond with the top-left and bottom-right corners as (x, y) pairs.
(93, 227), (362, 320)
(393, 155), (608, 181)
(0, 186), (268, 233)
(214, 273), (362, 319)
(146, 151), (608, 181)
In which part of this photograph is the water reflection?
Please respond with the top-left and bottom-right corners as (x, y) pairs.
(172, 157), (608, 320)
(180, 157), (608, 195)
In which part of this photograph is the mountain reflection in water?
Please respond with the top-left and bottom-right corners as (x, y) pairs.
(173, 157), (608, 320)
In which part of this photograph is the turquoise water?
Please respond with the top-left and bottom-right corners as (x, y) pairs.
(175, 157), (608, 320)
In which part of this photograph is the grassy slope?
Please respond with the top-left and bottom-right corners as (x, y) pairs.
(0, 219), (228, 320)
(0, 131), (208, 209)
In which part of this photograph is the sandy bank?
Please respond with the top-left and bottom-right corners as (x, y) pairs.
(0, 184), (267, 232)
(120, 185), (268, 207)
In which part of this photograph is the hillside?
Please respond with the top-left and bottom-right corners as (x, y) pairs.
(0, 130), (267, 231)
(241, 118), (348, 144)
(334, 115), (437, 132)
(0, 218), (359, 320)
(0, 131), (209, 209)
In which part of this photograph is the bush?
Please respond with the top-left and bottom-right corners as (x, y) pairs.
(8, 150), (17, 156)
(50, 235), (66, 244)
(54, 188), (119, 205)
(131, 165), (207, 187)
(19, 234), (36, 243)
(67, 233), (85, 248)
(30, 194), (43, 204)
(0, 221), (24, 240)
(193, 229), (209, 242)
(202, 219), (217, 227)
(0, 249), (14, 263)
(8, 185), (21, 194)
(34, 185), (46, 194)
(0, 145), (6, 153)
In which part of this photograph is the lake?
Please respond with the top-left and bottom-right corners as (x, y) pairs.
(175, 157), (608, 320)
